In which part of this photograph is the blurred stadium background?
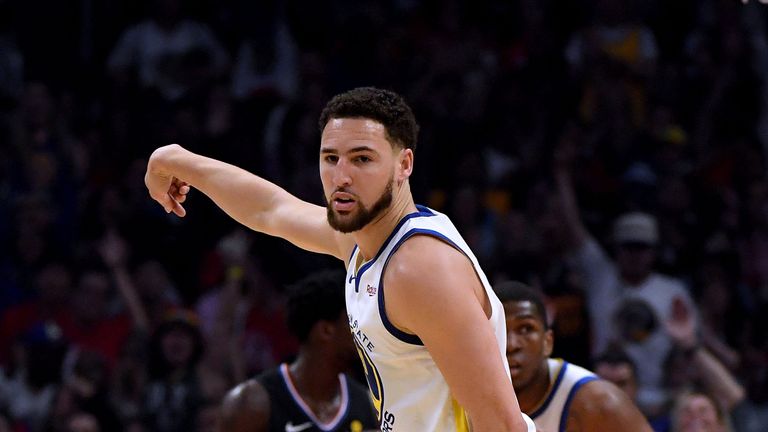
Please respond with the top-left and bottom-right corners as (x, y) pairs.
(0, 0), (767, 431)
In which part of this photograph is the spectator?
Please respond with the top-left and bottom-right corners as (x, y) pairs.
(670, 389), (731, 432)
(230, 3), (298, 102)
(554, 139), (696, 414)
(59, 350), (121, 431)
(195, 229), (296, 378)
(0, 260), (71, 367)
(663, 296), (745, 425)
(107, 0), (229, 101)
(594, 348), (639, 403)
(57, 263), (135, 368)
(143, 309), (205, 432)
(1, 341), (66, 431)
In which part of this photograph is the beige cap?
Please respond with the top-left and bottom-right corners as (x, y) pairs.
(613, 212), (659, 245)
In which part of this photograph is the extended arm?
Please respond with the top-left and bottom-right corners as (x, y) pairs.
(689, 348), (745, 411)
(665, 297), (745, 410)
(219, 380), (270, 432)
(553, 133), (588, 249)
(384, 236), (531, 432)
(567, 380), (652, 431)
(145, 144), (353, 260)
(98, 231), (149, 331)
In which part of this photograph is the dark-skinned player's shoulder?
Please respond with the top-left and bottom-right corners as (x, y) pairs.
(567, 380), (652, 432)
(220, 379), (271, 432)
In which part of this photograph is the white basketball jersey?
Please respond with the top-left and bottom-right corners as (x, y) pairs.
(529, 359), (598, 432)
(345, 205), (535, 432)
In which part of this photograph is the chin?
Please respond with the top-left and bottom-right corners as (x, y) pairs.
(510, 372), (532, 389)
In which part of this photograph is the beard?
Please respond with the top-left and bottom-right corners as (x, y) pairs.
(327, 176), (393, 233)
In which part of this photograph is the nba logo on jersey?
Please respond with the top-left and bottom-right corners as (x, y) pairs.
(366, 285), (377, 296)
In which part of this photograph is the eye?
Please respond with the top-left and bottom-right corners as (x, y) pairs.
(354, 155), (371, 163)
(324, 155), (339, 164)
(519, 325), (533, 334)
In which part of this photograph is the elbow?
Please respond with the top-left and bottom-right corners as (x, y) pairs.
(155, 143), (184, 157)
(725, 386), (746, 411)
(148, 144), (184, 171)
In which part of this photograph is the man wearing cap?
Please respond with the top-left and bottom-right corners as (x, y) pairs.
(554, 162), (696, 417)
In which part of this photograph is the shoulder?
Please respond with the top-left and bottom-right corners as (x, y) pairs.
(382, 234), (481, 331)
(571, 236), (614, 267)
(385, 234), (470, 284)
(571, 379), (628, 414)
(568, 380), (650, 431)
(383, 233), (477, 294)
(220, 379), (271, 432)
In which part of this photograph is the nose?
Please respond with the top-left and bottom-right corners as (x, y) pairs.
(332, 159), (352, 188)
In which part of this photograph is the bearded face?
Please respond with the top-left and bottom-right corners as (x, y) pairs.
(327, 175), (393, 233)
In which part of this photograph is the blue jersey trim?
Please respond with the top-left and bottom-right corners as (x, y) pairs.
(530, 362), (569, 419)
(558, 376), (598, 432)
(377, 227), (469, 345)
(347, 245), (358, 285)
(349, 205), (435, 293)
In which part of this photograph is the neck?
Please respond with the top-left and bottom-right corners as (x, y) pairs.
(516, 360), (552, 414)
(289, 349), (343, 402)
(353, 184), (417, 261)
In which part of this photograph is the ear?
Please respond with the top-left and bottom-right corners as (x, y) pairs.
(543, 329), (554, 357)
(316, 321), (336, 341)
(397, 148), (414, 184)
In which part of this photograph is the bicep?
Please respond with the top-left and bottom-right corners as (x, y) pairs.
(385, 238), (519, 422)
(568, 381), (651, 432)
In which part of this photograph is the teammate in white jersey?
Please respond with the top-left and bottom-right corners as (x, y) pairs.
(495, 281), (651, 432)
(144, 87), (535, 431)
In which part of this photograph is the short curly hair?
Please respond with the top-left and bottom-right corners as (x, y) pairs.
(318, 87), (419, 150)
(493, 281), (549, 330)
(285, 269), (346, 342)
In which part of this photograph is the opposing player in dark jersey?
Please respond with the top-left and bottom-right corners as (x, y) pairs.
(220, 270), (378, 432)
(496, 281), (652, 432)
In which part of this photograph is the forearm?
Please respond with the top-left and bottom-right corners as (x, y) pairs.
(701, 327), (740, 370)
(691, 348), (745, 410)
(554, 167), (587, 247)
(217, 270), (247, 382)
(148, 144), (286, 232)
(112, 266), (149, 331)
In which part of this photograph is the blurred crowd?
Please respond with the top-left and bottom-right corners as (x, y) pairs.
(1, 0), (768, 431)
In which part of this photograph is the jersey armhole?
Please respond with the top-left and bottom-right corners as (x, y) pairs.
(377, 228), (487, 344)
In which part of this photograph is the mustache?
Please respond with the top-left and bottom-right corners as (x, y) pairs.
(330, 188), (359, 198)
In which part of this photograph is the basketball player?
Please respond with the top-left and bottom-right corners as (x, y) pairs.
(495, 281), (651, 432)
(219, 270), (378, 432)
(145, 87), (535, 431)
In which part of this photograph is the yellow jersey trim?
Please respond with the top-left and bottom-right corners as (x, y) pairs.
(452, 398), (470, 432)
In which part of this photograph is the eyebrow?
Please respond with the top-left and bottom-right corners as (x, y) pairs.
(320, 146), (376, 154)
(511, 313), (541, 323)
